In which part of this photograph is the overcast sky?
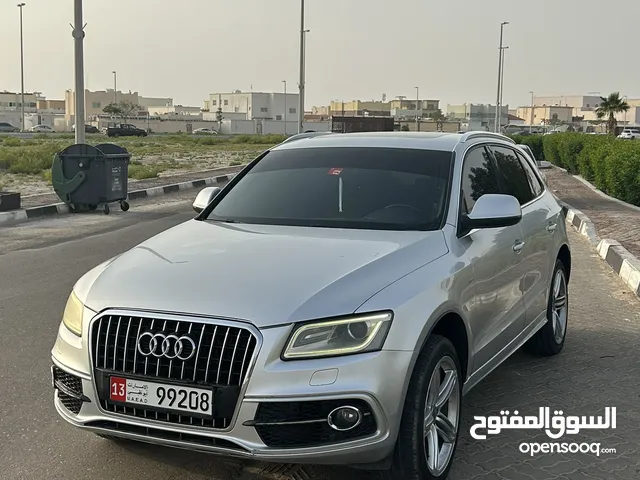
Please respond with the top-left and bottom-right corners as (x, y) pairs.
(1, 0), (638, 110)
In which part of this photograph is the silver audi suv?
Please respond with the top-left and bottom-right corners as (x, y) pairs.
(51, 131), (571, 480)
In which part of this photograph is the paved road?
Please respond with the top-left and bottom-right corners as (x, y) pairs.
(0, 193), (639, 480)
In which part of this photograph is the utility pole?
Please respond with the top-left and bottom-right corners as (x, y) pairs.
(282, 80), (287, 135)
(297, 0), (305, 134)
(499, 46), (509, 121)
(529, 91), (534, 134)
(415, 86), (420, 131)
(494, 21), (508, 133)
(112, 71), (117, 104)
(72, 0), (86, 144)
(18, 3), (26, 132)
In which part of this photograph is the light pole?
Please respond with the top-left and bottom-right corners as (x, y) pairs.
(297, 0), (306, 134)
(494, 21), (508, 133)
(112, 71), (117, 104)
(529, 91), (534, 134)
(623, 95), (628, 125)
(282, 80), (287, 134)
(415, 86), (420, 131)
(72, 0), (86, 144)
(18, 3), (26, 132)
(499, 45), (509, 118)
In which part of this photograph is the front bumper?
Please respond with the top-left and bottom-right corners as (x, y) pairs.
(51, 314), (413, 465)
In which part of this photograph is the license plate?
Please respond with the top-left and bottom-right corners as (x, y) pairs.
(109, 376), (213, 417)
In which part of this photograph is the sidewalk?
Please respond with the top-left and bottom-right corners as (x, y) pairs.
(544, 167), (640, 258)
(19, 166), (244, 209)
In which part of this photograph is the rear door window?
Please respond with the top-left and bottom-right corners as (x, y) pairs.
(490, 146), (535, 205)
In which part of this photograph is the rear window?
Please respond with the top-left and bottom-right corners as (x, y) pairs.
(205, 147), (453, 231)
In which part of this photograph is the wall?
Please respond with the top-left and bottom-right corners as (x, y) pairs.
(148, 105), (201, 116)
(0, 111), (63, 130)
(399, 120), (461, 133)
(94, 116), (220, 134)
(217, 119), (331, 135)
(139, 96), (173, 107)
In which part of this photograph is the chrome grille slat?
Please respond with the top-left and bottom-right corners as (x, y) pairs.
(216, 327), (231, 385)
(112, 316), (122, 370)
(91, 314), (257, 431)
(122, 317), (132, 372)
(103, 317), (112, 369)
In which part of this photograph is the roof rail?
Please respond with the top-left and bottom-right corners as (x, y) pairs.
(459, 131), (516, 144)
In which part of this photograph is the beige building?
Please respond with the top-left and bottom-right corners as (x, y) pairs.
(331, 100), (391, 117)
(0, 91), (38, 112)
(65, 89), (144, 123)
(517, 105), (573, 125)
(389, 98), (440, 117)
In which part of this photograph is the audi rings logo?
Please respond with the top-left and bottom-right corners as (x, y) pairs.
(137, 332), (197, 361)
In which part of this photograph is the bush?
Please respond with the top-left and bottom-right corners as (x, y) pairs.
(510, 134), (544, 161)
(541, 133), (640, 206)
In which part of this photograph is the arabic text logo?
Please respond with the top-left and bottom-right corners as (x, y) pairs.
(470, 407), (616, 441)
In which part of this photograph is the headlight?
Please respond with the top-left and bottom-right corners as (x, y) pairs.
(282, 311), (393, 360)
(62, 290), (84, 337)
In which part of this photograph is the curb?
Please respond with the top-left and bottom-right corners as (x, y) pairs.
(0, 170), (241, 227)
(558, 201), (640, 298)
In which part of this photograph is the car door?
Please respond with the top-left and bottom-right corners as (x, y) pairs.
(489, 145), (554, 329)
(457, 145), (528, 371)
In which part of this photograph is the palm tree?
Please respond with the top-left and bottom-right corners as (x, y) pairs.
(596, 92), (630, 135)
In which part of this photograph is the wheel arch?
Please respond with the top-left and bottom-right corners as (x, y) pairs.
(557, 243), (571, 282)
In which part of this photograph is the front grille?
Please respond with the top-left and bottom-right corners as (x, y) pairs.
(91, 315), (258, 429)
(252, 399), (377, 448)
(52, 366), (87, 415)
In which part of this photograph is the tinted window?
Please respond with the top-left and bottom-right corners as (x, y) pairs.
(515, 151), (544, 197)
(460, 146), (500, 215)
(206, 147), (452, 231)
(491, 146), (535, 205)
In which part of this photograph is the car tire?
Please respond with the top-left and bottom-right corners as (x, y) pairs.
(524, 259), (568, 356)
(384, 335), (462, 480)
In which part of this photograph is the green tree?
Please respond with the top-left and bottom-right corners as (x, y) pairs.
(102, 101), (142, 117)
(596, 92), (629, 135)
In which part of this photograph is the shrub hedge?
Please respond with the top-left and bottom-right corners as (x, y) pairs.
(509, 133), (639, 207)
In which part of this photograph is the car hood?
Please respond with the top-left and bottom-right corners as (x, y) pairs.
(83, 220), (448, 327)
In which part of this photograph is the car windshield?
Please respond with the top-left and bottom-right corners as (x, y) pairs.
(205, 146), (452, 231)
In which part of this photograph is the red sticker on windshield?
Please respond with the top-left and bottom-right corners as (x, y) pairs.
(328, 168), (343, 175)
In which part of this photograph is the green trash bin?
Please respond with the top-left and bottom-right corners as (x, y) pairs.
(52, 143), (131, 215)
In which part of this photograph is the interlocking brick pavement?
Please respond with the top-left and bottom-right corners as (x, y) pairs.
(544, 167), (640, 258)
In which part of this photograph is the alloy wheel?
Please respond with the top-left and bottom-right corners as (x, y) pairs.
(551, 270), (568, 344)
(423, 355), (460, 476)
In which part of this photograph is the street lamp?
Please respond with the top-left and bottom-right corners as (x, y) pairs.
(112, 71), (117, 104)
(17, 3), (26, 132)
(282, 80), (287, 134)
(494, 21), (509, 133)
(529, 91), (534, 134)
(622, 95), (628, 125)
(415, 86), (420, 130)
(499, 46), (509, 117)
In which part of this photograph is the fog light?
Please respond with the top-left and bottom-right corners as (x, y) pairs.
(327, 406), (363, 431)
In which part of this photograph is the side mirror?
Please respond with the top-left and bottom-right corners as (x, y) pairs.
(193, 186), (221, 213)
(461, 194), (522, 233)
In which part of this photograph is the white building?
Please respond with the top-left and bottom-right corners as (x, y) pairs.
(205, 90), (300, 122)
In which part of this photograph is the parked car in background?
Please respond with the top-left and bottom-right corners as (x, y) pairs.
(0, 122), (19, 132)
(193, 128), (218, 135)
(51, 131), (572, 479)
(106, 123), (147, 137)
(617, 127), (640, 140)
(29, 124), (54, 133)
(72, 124), (100, 134)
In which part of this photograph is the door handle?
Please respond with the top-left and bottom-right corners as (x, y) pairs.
(513, 240), (525, 253)
(546, 223), (557, 233)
